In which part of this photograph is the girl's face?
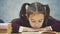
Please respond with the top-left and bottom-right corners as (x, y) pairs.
(28, 13), (44, 29)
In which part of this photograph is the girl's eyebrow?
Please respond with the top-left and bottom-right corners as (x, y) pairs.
(31, 19), (44, 21)
(31, 19), (35, 20)
(30, 19), (36, 21)
(39, 19), (43, 20)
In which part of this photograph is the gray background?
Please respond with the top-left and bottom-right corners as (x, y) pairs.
(0, 0), (60, 23)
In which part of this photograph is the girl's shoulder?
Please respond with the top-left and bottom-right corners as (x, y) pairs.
(48, 16), (60, 27)
(47, 16), (60, 26)
(11, 18), (21, 24)
(48, 16), (60, 22)
(11, 18), (21, 33)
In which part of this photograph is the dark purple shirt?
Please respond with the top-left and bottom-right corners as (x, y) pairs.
(11, 17), (60, 33)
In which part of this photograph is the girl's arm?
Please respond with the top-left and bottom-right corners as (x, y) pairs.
(19, 26), (52, 32)
(19, 26), (37, 32)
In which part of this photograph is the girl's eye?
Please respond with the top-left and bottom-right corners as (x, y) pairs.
(38, 20), (41, 22)
(31, 21), (35, 23)
(38, 20), (43, 23)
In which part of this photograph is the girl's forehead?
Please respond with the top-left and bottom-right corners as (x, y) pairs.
(29, 13), (44, 20)
(29, 13), (44, 16)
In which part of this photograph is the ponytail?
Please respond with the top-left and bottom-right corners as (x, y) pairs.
(42, 5), (50, 27)
(20, 3), (30, 18)
(19, 3), (31, 27)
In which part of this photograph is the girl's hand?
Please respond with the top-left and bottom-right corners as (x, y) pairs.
(33, 26), (52, 32)
(34, 26), (52, 32)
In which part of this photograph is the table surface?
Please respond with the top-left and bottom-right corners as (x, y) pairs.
(0, 32), (60, 34)
(0, 23), (60, 34)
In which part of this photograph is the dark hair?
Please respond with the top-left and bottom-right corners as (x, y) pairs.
(19, 2), (50, 27)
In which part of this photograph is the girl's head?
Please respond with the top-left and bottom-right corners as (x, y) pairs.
(20, 2), (50, 28)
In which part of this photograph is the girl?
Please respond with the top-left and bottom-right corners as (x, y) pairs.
(11, 2), (60, 33)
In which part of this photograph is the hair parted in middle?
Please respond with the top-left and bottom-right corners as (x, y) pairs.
(19, 2), (50, 27)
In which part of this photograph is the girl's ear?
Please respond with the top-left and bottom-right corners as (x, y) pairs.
(26, 14), (30, 20)
(19, 3), (30, 18)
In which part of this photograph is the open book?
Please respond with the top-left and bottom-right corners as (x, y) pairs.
(21, 31), (57, 34)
